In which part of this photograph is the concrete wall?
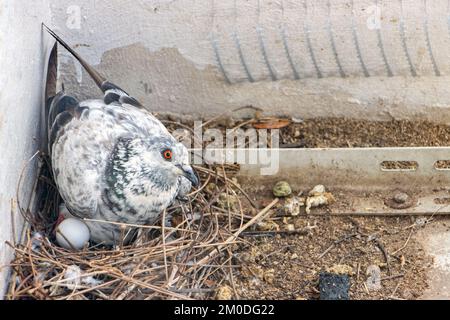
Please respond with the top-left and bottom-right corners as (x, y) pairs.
(49, 0), (450, 123)
(0, 0), (52, 297)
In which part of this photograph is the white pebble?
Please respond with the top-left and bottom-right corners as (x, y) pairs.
(366, 265), (382, 291)
(309, 184), (326, 195)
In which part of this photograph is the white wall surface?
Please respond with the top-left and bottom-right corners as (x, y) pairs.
(0, 0), (52, 298)
(49, 0), (450, 123)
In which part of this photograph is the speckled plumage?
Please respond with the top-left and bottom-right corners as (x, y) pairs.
(45, 25), (198, 244)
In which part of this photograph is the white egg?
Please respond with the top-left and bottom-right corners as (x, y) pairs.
(56, 218), (90, 250)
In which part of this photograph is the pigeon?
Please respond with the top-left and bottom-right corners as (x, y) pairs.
(43, 25), (199, 245)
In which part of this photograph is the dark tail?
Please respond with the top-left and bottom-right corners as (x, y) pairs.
(42, 23), (143, 108)
(42, 23), (106, 90)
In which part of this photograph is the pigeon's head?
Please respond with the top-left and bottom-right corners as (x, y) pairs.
(108, 135), (199, 206)
(141, 135), (199, 190)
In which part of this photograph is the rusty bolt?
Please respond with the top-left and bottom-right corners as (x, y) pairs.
(385, 190), (416, 209)
(393, 192), (409, 204)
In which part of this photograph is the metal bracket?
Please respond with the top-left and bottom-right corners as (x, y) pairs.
(234, 147), (450, 215)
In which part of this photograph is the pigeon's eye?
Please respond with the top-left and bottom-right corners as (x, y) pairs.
(162, 149), (172, 161)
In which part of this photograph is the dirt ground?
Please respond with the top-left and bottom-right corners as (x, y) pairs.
(279, 118), (450, 148)
(232, 203), (433, 300)
(222, 117), (447, 300)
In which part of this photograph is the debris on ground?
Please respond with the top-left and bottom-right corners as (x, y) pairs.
(326, 264), (354, 275)
(217, 192), (240, 211)
(252, 118), (292, 130)
(216, 285), (233, 300)
(309, 185), (326, 196)
(305, 185), (335, 214)
(319, 272), (350, 300)
(273, 181), (292, 197)
(305, 193), (335, 214)
(279, 117), (450, 148)
(366, 265), (382, 291)
(257, 220), (280, 232)
(234, 214), (432, 300)
(263, 269), (276, 284)
(284, 196), (303, 216)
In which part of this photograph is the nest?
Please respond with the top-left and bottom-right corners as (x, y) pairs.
(6, 149), (278, 300)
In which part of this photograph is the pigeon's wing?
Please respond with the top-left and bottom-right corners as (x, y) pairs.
(48, 94), (103, 219)
(48, 92), (88, 154)
(101, 81), (142, 108)
(43, 24), (143, 108)
(49, 98), (172, 218)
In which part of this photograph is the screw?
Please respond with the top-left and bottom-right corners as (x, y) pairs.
(393, 192), (409, 204)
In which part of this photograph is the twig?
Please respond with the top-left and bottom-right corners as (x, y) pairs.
(318, 233), (358, 259)
(241, 229), (310, 237)
(356, 262), (361, 282)
(193, 198), (278, 267)
(391, 228), (414, 256)
(373, 238), (392, 276)
(389, 282), (402, 298)
(381, 274), (404, 281)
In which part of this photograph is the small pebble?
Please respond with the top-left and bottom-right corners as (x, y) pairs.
(305, 192), (335, 214)
(366, 265), (382, 291)
(284, 196), (301, 216)
(326, 264), (354, 275)
(216, 285), (233, 300)
(273, 181), (292, 197)
(217, 193), (239, 210)
(204, 183), (217, 194)
(263, 269), (275, 284)
(285, 224), (295, 232)
(309, 184), (326, 196)
(257, 220), (280, 231)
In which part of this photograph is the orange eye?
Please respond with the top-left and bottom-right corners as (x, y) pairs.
(162, 149), (172, 160)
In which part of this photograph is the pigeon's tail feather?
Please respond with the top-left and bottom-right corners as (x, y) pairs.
(43, 23), (106, 89)
(43, 24), (143, 108)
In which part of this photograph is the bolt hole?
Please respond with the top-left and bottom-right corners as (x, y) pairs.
(434, 160), (450, 170)
(434, 197), (450, 205)
(380, 161), (418, 171)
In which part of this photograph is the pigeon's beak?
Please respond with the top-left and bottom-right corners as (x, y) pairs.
(178, 165), (199, 187)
